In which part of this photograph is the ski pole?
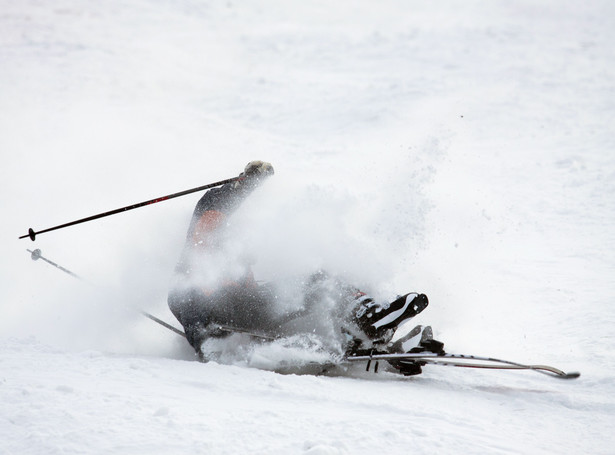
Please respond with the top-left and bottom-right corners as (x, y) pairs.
(19, 176), (239, 241)
(28, 248), (81, 279)
(141, 311), (186, 337)
(26, 249), (186, 338)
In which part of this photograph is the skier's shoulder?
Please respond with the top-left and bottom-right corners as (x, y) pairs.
(195, 182), (237, 214)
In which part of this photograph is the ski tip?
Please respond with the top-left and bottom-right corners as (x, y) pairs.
(560, 371), (581, 380)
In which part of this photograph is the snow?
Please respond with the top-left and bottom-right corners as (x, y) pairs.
(1, 0), (614, 453)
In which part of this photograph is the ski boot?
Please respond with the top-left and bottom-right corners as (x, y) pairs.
(344, 292), (436, 376)
(353, 292), (429, 343)
(387, 325), (445, 376)
(387, 325), (445, 355)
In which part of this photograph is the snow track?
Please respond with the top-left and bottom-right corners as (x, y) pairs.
(1, 338), (607, 455)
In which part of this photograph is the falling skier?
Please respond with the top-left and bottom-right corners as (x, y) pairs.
(18, 161), (579, 379)
(168, 160), (444, 375)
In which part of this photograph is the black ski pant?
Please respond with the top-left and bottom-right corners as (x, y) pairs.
(168, 284), (278, 350)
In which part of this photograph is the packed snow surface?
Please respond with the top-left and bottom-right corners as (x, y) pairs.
(1, 1), (614, 454)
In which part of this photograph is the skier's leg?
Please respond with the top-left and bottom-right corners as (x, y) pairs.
(168, 287), (214, 352)
(220, 284), (280, 332)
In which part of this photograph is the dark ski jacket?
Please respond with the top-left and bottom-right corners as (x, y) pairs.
(173, 181), (255, 284)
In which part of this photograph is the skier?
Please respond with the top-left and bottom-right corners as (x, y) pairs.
(168, 160), (443, 372)
(168, 160), (278, 352)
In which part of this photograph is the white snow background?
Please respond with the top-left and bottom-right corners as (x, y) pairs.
(1, 1), (614, 454)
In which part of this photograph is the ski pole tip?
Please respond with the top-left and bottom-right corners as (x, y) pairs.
(30, 248), (42, 261)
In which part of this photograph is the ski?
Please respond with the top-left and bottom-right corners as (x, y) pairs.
(345, 352), (580, 379)
(199, 325), (580, 379)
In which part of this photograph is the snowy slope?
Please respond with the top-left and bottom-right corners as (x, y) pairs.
(1, 1), (614, 454)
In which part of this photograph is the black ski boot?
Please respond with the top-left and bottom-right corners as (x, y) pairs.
(354, 292), (429, 341)
(409, 325), (445, 355)
(386, 325), (445, 376)
(389, 325), (446, 355)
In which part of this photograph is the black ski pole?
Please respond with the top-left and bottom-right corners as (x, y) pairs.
(141, 311), (186, 337)
(19, 176), (239, 241)
(26, 249), (186, 339)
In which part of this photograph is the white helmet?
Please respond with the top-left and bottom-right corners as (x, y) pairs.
(243, 160), (274, 178)
(234, 160), (274, 189)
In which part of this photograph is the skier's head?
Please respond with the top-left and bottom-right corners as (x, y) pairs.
(235, 160), (274, 191)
